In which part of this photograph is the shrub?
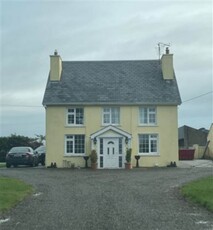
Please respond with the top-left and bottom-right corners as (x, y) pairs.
(90, 150), (97, 163)
(126, 148), (132, 163)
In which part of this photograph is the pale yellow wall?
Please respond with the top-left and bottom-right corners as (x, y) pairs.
(161, 54), (174, 80)
(207, 124), (213, 158)
(46, 106), (101, 167)
(50, 55), (62, 81)
(45, 105), (179, 168)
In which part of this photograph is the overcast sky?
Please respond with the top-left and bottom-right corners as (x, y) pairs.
(0, 0), (212, 137)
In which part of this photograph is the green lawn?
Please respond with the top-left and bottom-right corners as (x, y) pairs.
(181, 176), (213, 212)
(0, 176), (33, 213)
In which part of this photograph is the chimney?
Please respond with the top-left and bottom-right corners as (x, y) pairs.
(50, 50), (62, 81)
(161, 47), (174, 80)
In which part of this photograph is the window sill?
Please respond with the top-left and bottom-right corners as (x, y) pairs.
(102, 124), (121, 127)
(138, 153), (160, 157)
(64, 154), (86, 157)
(138, 124), (158, 127)
(65, 125), (85, 128)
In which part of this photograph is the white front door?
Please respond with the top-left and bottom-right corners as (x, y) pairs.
(103, 138), (119, 168)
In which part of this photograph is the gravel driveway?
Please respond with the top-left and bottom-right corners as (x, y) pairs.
(0, 167), (212, 230)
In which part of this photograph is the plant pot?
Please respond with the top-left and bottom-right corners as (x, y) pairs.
(91, 162), (97, 170)
(125, 162), (132, 170)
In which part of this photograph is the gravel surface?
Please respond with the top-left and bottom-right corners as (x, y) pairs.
(0, 167), (212, 230)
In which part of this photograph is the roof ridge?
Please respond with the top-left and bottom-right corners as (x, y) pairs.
(62, 59), (159, 63)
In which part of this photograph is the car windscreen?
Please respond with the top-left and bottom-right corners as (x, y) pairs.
(10, 147), (30, 153)
(35, 146), (45, 152)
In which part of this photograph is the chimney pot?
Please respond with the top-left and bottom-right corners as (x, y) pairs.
(54, 49), (58, 56)
(166, 47), (169, 54)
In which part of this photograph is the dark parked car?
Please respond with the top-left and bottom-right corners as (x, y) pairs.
(6, 146), (39, 168)
(34, 145), (45, 166)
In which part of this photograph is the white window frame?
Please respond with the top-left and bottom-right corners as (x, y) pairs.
(139, 107), (157, 126)
(66, 108), (84, 126)
(102, 107), (120, 125)
(138, 134), (159, 155)
(65, 135), (85, 156)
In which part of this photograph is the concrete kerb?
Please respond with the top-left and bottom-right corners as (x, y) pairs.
(178, 159), (213, 168)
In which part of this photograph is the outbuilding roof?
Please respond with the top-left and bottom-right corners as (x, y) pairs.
(43, 60), (181, 106)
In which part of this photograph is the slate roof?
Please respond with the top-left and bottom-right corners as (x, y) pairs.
(42, 60), (181, 106)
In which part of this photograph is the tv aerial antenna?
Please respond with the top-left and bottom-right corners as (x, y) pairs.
(157, 42), (170, 59)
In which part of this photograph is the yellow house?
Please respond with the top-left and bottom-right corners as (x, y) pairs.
(43, 49), (181, 168)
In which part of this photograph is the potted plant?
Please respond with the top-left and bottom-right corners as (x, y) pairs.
(90, 149), (98, 170)
(125, 148), (132, 169)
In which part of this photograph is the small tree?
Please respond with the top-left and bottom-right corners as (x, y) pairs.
(126, 148), (132, 163)
(90, 150), (97, 163)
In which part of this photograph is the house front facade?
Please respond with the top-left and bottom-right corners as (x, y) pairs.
(43, 49), (181, 168)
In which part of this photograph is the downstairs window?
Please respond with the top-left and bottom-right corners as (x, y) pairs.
(65, 135), (85, 155)
(139, 134), (159, 155)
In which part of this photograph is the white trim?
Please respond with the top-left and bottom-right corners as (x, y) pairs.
(98, 137), (125, 169)
(102, 107), (120, 126)
(64, 154), (86, 157)
(66, 107), (84, 126)
(138, 154), (160, 157)
(66, 124), (85, 127)
(139, 106), (157, 126)
(65, 125), (85, 128)
(91, 127), (130, 169)
(138, 124), (158, 127)
(91, 125), (131, 139)
(64, 134), (85, 155)
(138, 133), (160, 155)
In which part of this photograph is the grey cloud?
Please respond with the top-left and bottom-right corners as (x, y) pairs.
(1, 0), (212, 137)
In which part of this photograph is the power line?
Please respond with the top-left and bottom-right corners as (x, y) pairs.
(182, 91), (213, 103)
(1, 104), (43, 108)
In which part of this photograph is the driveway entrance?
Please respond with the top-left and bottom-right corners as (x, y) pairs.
(0, 167), (212, 230)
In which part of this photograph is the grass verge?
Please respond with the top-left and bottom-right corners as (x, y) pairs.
(181, 176), (213, 212)
(0, 176), (33, 213)
(0, 163), (6, 168)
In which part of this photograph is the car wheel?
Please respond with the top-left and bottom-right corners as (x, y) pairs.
(13, 164), (18, 168)
(6, 163), (11, 168)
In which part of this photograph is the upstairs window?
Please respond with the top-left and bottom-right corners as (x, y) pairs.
(139, 134), (158, 155)
(103, 107), (120, 125)
(139, 107), (156, 125)
(67, 108), (84, 125)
